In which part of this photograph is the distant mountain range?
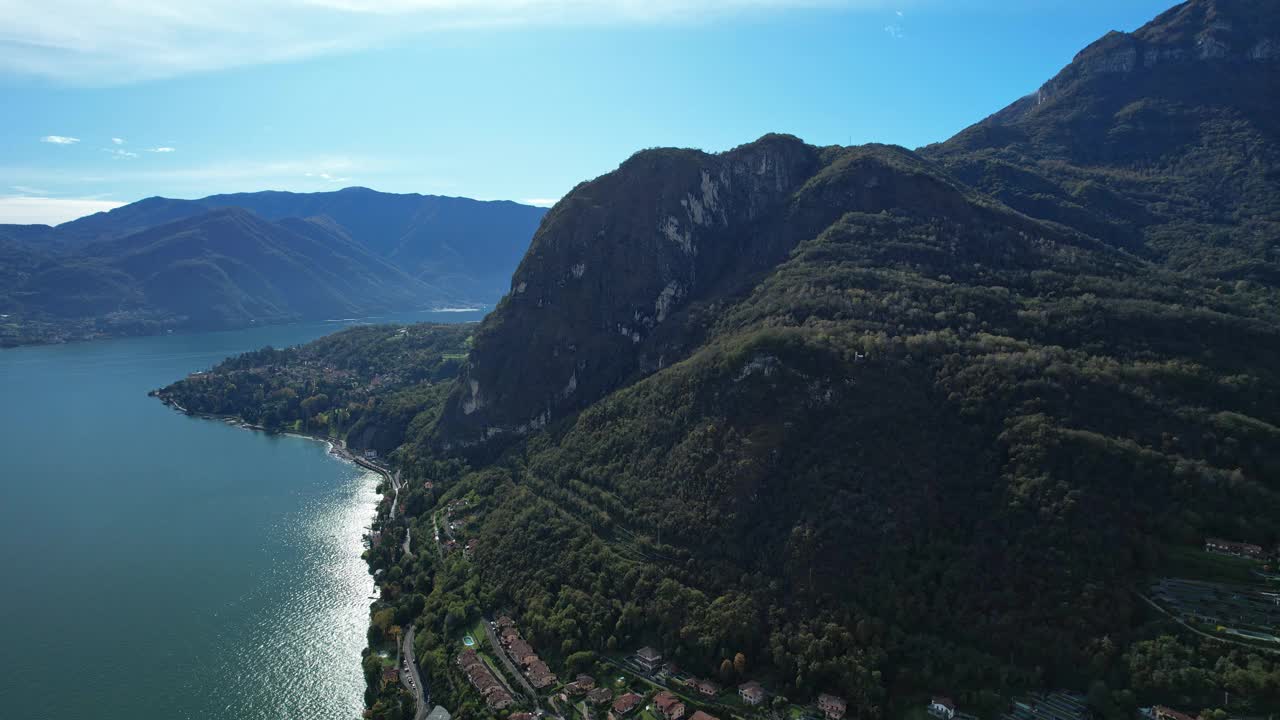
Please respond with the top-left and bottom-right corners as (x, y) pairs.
(0, 188), (547, 346)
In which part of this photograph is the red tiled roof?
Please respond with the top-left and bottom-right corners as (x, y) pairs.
(690, 711), (720, 720)
(613, 692), (643, 713)
(655, 692), (680, 709)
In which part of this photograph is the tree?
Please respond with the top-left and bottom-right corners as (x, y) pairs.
(734, 652), (748, 676)
(567, 651), (597, 674)
(720, 658), (735, 683)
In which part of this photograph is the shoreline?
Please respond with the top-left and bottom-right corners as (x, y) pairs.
(152, 391), (393, 484)
(152, 390), (426, 717)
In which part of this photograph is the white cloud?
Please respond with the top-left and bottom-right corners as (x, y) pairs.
(40, 135), (80, 144)
(103, 148), (139, 159)
(0, 0), (895, 85)
(518, 197), (559, 207)
(10, 185), (50, 195)
(112, 137), (125, 145)
(305, 171), (351, 182)
(147, 147), (176, 153)
(0, 195), (125, 225)
(0, 155), (381, 189)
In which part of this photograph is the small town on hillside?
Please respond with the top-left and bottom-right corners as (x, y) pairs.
(370, 485), (1280, 720)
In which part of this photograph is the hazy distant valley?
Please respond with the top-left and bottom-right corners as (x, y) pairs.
(0, 188), (546, 346)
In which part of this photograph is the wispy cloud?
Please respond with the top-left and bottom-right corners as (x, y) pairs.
(40, 135), (80, 145)
(884, 8), (904, 38)
(305, 171), (351, 183)
(0, 155), (379, 187)
(10, 185), (50, 195)
(0, 195), (125, 225)
(147, 147), (176, 153)
(102, 147), (139, 159)
(111, 137), (125, 145)
(518, 197), (560, 207)
(0, 0), (894, 85)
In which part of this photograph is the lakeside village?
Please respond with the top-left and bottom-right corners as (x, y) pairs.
(368, 486), (1280, 720)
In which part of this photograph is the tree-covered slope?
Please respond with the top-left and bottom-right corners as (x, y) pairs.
(158, 2), (1280, 718)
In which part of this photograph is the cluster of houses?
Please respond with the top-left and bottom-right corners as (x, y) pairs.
(497, 616), (558, 689)
(565, 672), (613, 707)
(1147, 705), (1201, 720)
(818, 693), (847, 720)
(439, 499), (472, 555)
(632, 646), (844, 720)
(1205, 538), (1268, 561)
(649, 689), (728, 720)
(456, 648), (514, 710)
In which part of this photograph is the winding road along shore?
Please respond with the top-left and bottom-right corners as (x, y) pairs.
(401, 627), (429, 720)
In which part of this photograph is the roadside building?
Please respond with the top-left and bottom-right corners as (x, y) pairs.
(589, 688), (615, 706)
(696, 679), (721, 697)
(819, 693), (847, 720)
(1205, 538), (1265, 559)
(566, 674), (597, 694)
(637, 646), (664, 672)
(1154, 706), (1199, 720)
(457, 649), (482, 671)
(510, 713), (535, 720)
(929, 697), (957, 720)
(655, 690), (687, 720)
(613, 692), (644, 715)
(484, 686), (514, 710)
(739, 681), (766, 706)
(690, 711), (721, 720)
(507, 638), (534, 661)
(382, 666), (399, 687)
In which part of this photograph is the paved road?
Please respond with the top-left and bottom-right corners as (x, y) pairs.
(431, 512), (444, 558)
(401, 626), (430, 720)
(390, 469), (403, 519)
(482, 618), (540, 705)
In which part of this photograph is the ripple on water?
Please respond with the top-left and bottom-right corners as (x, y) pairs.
(182, 468), (379, 720)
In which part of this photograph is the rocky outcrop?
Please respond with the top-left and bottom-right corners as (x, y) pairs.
(1028, 0), (1278, 109)
(436, 135), (824, 445)
(434, 136), (1048, 448)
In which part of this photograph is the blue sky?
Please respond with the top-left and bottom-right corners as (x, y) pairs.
(0, 0), (1179, 225)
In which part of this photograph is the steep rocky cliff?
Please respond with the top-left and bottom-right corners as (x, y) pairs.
(436, 140), (1101, 446)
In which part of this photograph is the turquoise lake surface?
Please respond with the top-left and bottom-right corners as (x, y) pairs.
(0, 310), (483, 719)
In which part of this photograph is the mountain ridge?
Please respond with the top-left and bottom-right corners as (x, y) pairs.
(0, 189), (547, 347)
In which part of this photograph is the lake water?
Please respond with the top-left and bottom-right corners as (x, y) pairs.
(0, 310), (484, 720)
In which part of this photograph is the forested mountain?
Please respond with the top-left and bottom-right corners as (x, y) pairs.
(0, 188), (546, 346)
(159, 2), (1280, 719)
